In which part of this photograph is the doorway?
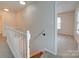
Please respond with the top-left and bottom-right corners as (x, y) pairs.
(56, 2), (78, 57)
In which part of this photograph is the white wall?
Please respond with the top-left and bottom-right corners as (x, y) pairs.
(18, 1), (56, 55)
(58, 11), (75, 36)
(0, 15), (3, 33)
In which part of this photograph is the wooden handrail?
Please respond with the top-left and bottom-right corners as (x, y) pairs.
(31, 51), (43, 58)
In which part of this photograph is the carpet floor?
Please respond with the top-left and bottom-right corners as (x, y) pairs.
(0, 34), (14, 58)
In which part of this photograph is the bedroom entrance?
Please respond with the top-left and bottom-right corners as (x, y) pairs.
(56, 1), (79, 57)
(57, 13), (78, 55)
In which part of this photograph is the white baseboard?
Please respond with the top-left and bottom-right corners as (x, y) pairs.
(58, 33), (73, 37)
(43, 48), (56, 55)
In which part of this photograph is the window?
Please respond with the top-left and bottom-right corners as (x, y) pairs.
(77, 11), (79, 33)
(57, 17), (61, 29)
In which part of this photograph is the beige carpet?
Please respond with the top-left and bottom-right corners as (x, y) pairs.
(0, 34), (14, 58)
(57, 34), (78, 57)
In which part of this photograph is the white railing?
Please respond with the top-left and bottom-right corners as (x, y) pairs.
(5, 26), (27, 58)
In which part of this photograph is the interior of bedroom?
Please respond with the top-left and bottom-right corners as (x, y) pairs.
(55, 1), (79, 58)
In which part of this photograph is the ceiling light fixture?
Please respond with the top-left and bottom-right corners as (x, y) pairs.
(3, 9), (9, 12)
(20, 1), (26, 5)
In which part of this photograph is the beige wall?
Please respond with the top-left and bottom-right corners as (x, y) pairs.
(0, 15), (3, 33)
(58, 11), (75, 36)
(15, 12), (27, 31)
(0, 11), (17, 36)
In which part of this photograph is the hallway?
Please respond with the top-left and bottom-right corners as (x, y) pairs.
(57, 34), (78, 57)
(0, 34), (14, 58)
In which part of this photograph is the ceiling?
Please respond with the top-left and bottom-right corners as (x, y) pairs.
(56, 1), (79, 13)
(0, 1), (32, 12)
(0, 1), (78, 13)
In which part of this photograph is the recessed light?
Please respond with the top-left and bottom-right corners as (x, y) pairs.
(3, 9), (9, 12)
(19, 1), (26, 5)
